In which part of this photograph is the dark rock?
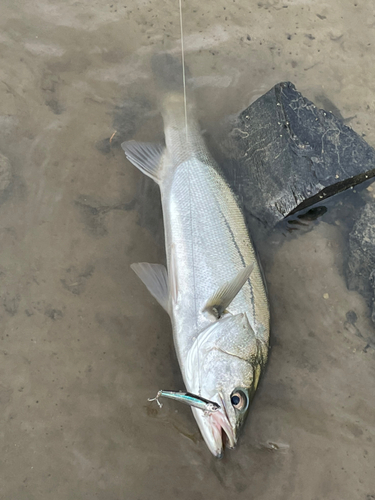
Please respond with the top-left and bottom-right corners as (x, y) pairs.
(220, 82), (375, 227)
(345, 202), (375, 322)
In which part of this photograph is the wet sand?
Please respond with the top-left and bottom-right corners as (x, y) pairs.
(0, 0), (374, 498)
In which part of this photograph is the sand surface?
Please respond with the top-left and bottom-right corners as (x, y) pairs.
(0, 0), (374, 498)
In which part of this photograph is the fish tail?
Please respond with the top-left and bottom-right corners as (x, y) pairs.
(150, 52), (197, 128)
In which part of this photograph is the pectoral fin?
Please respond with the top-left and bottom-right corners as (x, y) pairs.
(131, 262), (170, 313)
(203, 263), (254, 318)
(122, 141), (164, 182)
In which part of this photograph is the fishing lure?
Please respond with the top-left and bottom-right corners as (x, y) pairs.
(148, 390), (220, 415)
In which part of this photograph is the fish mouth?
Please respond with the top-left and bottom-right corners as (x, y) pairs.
(191, 396), (236, 458)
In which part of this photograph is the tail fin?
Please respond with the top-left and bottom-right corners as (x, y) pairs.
(151, 53), (197, 136)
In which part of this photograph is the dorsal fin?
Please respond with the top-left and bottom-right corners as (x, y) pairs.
(203, 264), (254, 318)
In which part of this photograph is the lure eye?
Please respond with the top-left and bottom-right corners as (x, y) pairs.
(231, 391), (247, 410)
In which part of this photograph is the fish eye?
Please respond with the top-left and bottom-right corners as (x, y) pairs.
(231, 390), (247, 410)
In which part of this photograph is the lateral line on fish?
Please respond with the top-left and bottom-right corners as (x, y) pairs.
(178, 0), (188, 142)
(220, 202), (257, 322)
(178, 0), (201, 394)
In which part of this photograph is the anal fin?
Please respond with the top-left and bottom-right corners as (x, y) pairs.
(131, 262), (170, 313)
(203, 263), (254, 319)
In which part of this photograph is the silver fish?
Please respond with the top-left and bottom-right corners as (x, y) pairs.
(122, 93), (270, 457)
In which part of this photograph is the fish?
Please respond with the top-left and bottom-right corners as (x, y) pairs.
(122, 87), (270, 457)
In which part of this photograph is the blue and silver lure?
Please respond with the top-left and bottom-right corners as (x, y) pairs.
(148, 390), (220, 415)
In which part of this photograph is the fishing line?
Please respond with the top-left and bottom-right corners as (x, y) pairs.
(178, 0), (188, 142)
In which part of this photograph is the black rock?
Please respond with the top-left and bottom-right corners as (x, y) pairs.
(220, 82), (375, 227)
(345, 202), (375, 322)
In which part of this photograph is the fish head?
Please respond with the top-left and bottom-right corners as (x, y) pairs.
(186, 313), (267, 457)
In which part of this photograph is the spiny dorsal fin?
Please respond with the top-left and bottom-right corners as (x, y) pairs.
(203, 264), (254, 319)
(122, 141), (164, 182)
(131, 262), (170, 313)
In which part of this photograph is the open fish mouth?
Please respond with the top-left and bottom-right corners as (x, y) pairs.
(210, 409), (236, 450)
(191, 397), (236, 458)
